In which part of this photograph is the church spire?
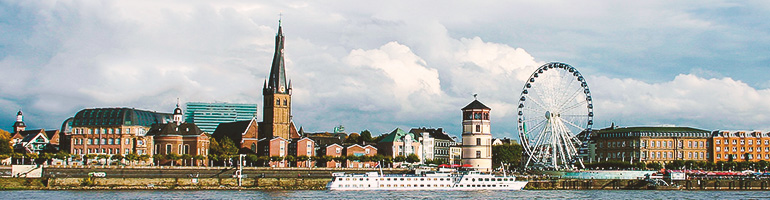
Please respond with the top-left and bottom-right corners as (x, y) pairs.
(265, 19), (288, 94)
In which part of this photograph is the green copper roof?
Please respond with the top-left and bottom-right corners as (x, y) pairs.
(378, 128), (417, 143)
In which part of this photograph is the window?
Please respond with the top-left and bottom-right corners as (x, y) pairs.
(749, 140), (753, 145)
(476, 138), (481, 146)
(475, 125), (480, 132)
(88, 139), (93, 145)
(716, 140), (721, 144)
(283, 99), (287, 106)
(101, 138), (106, 145)
(476, 151), (481, 158)
(166, 144), (172, 154)
(365, 149), (370, 154)
(184, 145), (190, 154)
(741, 140), (745, 145)
(155, 144), (160, 154)
(116, 138), (121, 144)
(126, 139), (130, 145)
(276, 99), (280, 105)
(109, 138), (114, 145)
(251, 143), (257, 152)
(336, 148), (341, 154)
(716, 147), (721, 152)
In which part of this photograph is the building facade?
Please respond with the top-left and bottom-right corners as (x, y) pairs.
(712, 130), (770, 162)
(410, 127), (456, 163)
(461, 99), (492, 172)
(377, 128), (421, 160)
(345, 144), (377, 168)
(592, 126), (711, 164)
(211, 118), (260, 154)
(67, 108), (171, 157)
(184, 102), (258, 133)
(146, 104), (209, 166)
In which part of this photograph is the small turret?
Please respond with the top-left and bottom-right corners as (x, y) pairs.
(173, 98), (183, 125)
(13, 110), (26, 133)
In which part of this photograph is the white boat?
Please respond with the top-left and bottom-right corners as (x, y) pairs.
(326, 171), (528, 191)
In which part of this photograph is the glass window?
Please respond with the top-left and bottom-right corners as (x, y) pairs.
(476, 138), (481, 146)
(166, 144), (172, 154)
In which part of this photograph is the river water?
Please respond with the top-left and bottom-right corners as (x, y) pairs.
(2, 190), (770, 199)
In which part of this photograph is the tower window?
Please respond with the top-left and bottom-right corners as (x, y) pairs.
(475, 125), (480, 132)
(476, 151), (481, 158)
(284, 99), (287, 106)
(276, 99), (280, 105)
(476, 138), (481, 146)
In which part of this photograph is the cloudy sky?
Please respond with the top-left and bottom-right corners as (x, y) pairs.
(2, 0), (770, 140)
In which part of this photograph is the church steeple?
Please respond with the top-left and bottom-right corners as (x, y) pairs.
(264, 21), (288, 95)
(260, 19), (292, 140)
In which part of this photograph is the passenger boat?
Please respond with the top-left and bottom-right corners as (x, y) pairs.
(326, 170), (528, 191)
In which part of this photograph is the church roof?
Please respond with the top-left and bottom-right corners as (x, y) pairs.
(409, 128), (453, 141)
(462, 100), (490, 110)
(211, 120), (253, 143)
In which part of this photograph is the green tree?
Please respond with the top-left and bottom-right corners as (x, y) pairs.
(257, 156), (269, 167)
(125, 153), (139, 166)
(0, 138), (12, 154)
(667, 160), (686, 169)
(181, 154), (193, 166)
(96, 154), (110, 165)
(492, 143), (523, 170)
(246, 154), (259, 166)
(0, 129), (11, 141)
(219, 137), (238, 155)
(166, 153), (181, 166)
(634, 162), (647, 170)
(193, 155), (206, 166)
(139, 154), (150, 164)
(360, 130), (374, 143)
(406, 154), (420, 163)
(153, 154), (165, 166)
(647, 162), (663, 170)
(111, 154), (124, 166)
(394, 155), (407, 163)
(346, 134), (360, 144)
(26, 153), (39, 165)
(297, 155), (309, 167)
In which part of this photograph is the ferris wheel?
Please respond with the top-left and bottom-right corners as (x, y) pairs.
(517, 62), (593, 170)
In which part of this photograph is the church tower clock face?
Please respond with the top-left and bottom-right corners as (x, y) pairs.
(279, 86), (285, 93)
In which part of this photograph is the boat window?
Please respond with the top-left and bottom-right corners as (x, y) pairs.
(400, 178), (404, 181)
(380, 184), (384, 187)
(472, 178), (475, 182)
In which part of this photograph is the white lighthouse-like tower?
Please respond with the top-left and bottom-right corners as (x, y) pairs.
(461, 97), (492, 172)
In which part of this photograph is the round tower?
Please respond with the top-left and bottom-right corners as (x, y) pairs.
(461, 98), (492, 172)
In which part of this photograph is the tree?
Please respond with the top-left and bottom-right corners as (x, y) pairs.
(257, 156), (269, 167)
(492, 143), (523, 170)
(346, 134), (360, 144)
(54, 151), (70, 165)
(139, 154), (150, 164)
(153, 154), (165, 166)
(96, 154), (110, 165)
(166, 153), (181, 166)
(647, 162), (663, 170)
(360, 130), (374, 144)
(394, 155), (407, 163)
(193, 155), (206, 166)
(0, 129), (11, 140)
(219, 137), (238, 155)
(111, 154), (124, 166)
(297, 155), (309, 167)
(246, 154), (259, 167)
(406, 154), (420, 163)
(634, 162), (647, 170)
(181, 154), (193, 166)
(26, 153), (39, 165)
(125, 153), (139, 166)
(0, 138), (12, 155)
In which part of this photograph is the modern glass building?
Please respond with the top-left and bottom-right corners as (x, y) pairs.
(184, 102), (258, 133)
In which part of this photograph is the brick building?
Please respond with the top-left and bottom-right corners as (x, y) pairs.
(712, 130), (770, 162)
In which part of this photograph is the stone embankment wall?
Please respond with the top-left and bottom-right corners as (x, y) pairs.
(527, 179), (770, 190)
(49, 177), (329, 190)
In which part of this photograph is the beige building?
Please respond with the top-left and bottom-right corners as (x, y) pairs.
(461, 99), (492, 172)
(593, 126), (711, 164)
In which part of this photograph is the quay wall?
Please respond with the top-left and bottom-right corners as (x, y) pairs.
(48, 177), (329, 190)
(528, 179), (770, 190)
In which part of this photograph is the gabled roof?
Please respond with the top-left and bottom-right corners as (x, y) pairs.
(20, 129), (48, 143)
(378, 128), (417, 143)
(462, 100), (490, 110)
(45, 130), (59, 139)
(289, 121), (300, 139)
(211, 120), (255, 143)
(409, 128), (453, 141)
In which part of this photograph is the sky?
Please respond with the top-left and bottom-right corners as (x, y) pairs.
(2, 0), (770, 140)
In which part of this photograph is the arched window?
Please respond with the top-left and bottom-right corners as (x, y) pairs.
(284, 99), (287, 106)
(251, 143), (257, 153)
(476, 138), (481, 146)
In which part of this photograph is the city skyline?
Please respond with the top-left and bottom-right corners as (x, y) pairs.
(2, 1), (770, 139)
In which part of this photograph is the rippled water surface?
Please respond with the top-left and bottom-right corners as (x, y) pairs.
(2, 190), (770, 199)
